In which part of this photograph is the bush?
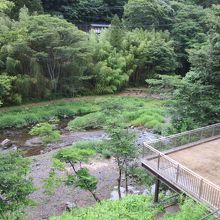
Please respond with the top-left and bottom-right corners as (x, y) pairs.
(0, 151), (34, 218)
(29, 122), (61, 144)
(50, 195), (159, 220)
(128, 166), (155, 187)
(164, 199), (214, 220)
(70, 140), (112, 158)
(68, 112), (105, 131)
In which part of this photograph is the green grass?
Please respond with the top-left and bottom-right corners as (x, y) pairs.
(0, 96), (167, 131)
(50, 195), (160, 220)
(0, 99), (100, 129)
(68, 112), (105, 131)
(68, 97), (167, 132)
(49, 196), (212, 220)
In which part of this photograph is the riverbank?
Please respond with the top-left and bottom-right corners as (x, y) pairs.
(26, 128), (158, 220)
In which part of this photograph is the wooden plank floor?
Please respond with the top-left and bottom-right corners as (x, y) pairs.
(169, 138), (220, 186)
(142, 138), (220, 209)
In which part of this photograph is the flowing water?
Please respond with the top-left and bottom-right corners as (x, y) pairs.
(0, 119), (70, 156)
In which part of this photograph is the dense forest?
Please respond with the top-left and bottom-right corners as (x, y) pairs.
(0, 0), (219, 130)
(0, 0), (220, 219)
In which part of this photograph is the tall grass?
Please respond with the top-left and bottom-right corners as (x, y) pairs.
(68, 97), (167, 132)
(0, 96), (167, 131)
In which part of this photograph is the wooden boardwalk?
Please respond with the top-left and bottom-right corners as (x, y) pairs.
(141, 123), (220, 211)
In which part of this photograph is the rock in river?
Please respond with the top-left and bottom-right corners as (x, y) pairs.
(0, 139), (12, 149)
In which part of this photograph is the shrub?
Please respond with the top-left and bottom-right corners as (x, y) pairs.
(0, 151), (34, 218)
(29, 122), (61, 144)
(68, 112), (105, 131)
(164, 199), (214, 220)
(50, 195), (159, 220)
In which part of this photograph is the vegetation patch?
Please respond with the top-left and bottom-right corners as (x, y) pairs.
(0, 96), (167, 131)
(50, 195), (159, 220)
(0, 99), (100, 129)
(68, 97), (167, 132)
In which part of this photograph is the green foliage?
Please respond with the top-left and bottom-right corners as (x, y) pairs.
(170, 1), (210, 74)
(0, 12), (89, 104)
(70, 140), (111, 158)
(29, 122), (61, 144)
(171, 10), (220, 130)
(9, 0), (43, 19)
(67, 96), (166, 132)
(0, 74), (18, 106)
(0, 0), (14, 13)
(55, 147), (96, 164)
(43, 170), (62, 195)
(50, 195), (159, 220)
(68, 112), (105, 131)
(123, 0), (174, 30)
(128, 166), (155, 187)
(0, 99), (99, 129)
(164, 199), (213, 220)
(73, 168), (98, 192)
(0, 151), (34, 219)
(42, 0), (127, 23)
(54, 146), (100, 201)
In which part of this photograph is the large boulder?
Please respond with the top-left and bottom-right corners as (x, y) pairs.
(0, 139), (12, 149)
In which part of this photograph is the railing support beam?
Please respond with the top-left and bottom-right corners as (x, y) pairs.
(154, 177), (160, 203)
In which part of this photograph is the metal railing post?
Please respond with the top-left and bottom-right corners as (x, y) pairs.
(176, 164), (180, 183)
(157, 154), (160, 170)
(199, 179), (204, 198)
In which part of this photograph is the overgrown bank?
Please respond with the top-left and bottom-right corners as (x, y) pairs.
(0, 96), (168, 132)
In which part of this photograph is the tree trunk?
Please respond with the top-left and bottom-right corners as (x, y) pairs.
(117, 167), (122, 199)
(90, 190), (101, 203)
(69, 161), (101, 203)
(125, 162), (128, 195)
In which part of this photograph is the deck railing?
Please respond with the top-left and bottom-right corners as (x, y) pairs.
(141, 123), (220, 210)
(142, 123), (220, 155)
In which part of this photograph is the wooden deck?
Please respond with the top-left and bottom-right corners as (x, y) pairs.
(169, 138), (220, 186)
(141, 123), (220, 211)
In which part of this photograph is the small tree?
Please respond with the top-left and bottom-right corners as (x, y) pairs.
(29, 122), (61, 144)
(106, 123), (137, 198)
(102, 99), (137, 198)
(52, 147), (101, 202)
(0, 151), (34, 219)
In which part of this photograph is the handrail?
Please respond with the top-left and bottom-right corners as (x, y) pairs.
(143, 142), (220, 192)
(146, 123), (220, 144)
(142, 123), (220, 210)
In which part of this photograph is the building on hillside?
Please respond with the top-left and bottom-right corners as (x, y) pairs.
(90, 23), (111, 34)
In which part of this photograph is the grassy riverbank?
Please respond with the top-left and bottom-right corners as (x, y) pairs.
(0, 96), (168, 131)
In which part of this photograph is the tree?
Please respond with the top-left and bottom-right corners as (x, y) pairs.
(102, 102), (137, 198)
(9, 0), (43, 19)
(0, 151), (34, 219)
(146, 5), (219, 131)
(123, 0), (174, 30)
(109, 15), (124, 49)
(193, 0), (220, 8)
(0, 13), (89, 100)
(0, 74), (19, 106)
(168, 7), (220, 131)
(0, 0), (14, 13)
(123, 29), (177, 85)
(42, 0), (127, 24)
(170, 1), (209, 74)
(54, 147), (101, 202)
